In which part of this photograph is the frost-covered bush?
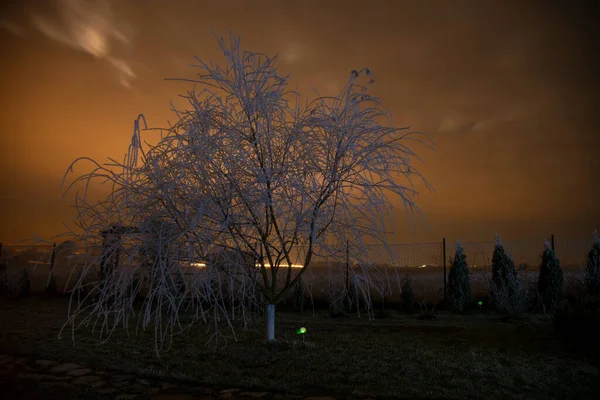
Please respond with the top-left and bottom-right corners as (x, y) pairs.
(538, 241), (564, 313)
(585, 230), (600, 296)
(489, 235), (527, 317)
(448, 241), (472, 313)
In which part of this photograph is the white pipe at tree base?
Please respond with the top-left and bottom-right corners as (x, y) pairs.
(267, 303), (275, 341)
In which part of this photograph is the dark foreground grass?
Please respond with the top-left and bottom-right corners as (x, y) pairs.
(1, 296), (599, 399)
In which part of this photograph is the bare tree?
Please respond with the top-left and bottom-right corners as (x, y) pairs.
(57, 32), (433, 351)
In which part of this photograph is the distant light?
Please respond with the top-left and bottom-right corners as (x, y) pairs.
(189, 262), (303, 268)
(418, 264), (426, 268)
(257, 263), (304, 268)
(478, 301), (483, 306)
(296, 327), (307, 335)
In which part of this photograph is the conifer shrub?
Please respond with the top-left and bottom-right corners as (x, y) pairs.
(585, 230), (600, 296)
(538, 241), (564, 313)
(491, 235), (517, 289)
(448, 241), (472, 313)
(489, 235), (527, 317)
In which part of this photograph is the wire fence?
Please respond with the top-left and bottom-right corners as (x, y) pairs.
(0, 234), (595, 301)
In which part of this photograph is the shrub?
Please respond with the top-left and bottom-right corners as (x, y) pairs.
(45, 273), (58, 297)
(327, 281), (346, 318)
(491, 234), (517, 289)
(293, 275), (305, 313)
(18, 268), (30, 298)
(417, 287), (442, 320)
(489, 235), (527, 317)
(71, 269), (87, 298)
(553, 294), (600, 357)
(126, 270), (144, 304)
(0, 262), (8, 297)
(448, 241), (472, 313)
(239, 280), (263, 316)
(172, 269), (187, 304)
(400, 275), (415, 312)
(585, 230), (600, 296)
(345, 274), (359, 312)
(0, 268), (31, 299)
(345, 275), (359, 312)
(201, 267), (219, 306)
(538, 240), (564, 314)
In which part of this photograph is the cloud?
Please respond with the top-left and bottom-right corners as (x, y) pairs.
(107, 56), (135, 88)
(438, 117), (459, 132)
(1, 20), (26, 37)
(308, 72), (342, 97)
(281, 41), (305, 64)
(438, 117), (477, 133)
(30, 0), (134, 88)
(472, 103), (550, 132)
(438, 99), (552, 134)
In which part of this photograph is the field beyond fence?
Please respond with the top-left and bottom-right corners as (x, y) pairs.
(0, 234), (594, 305)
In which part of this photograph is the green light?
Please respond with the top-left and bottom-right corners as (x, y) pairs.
(296, 327), (306, 335)
(477, 301), (483, 306)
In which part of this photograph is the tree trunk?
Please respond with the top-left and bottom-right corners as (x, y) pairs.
(266, 303), (276, 341)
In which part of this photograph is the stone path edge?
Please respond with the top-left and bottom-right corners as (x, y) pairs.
(0, 353), (378, 400)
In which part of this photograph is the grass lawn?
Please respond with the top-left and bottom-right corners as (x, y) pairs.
(1, 296), (599, 399)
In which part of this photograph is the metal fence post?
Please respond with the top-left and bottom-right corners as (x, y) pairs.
(345, 239), (350, 291)
(442, 237), (447, 304)
(550, 234), (555, 251)
(50, 242), (56, 275)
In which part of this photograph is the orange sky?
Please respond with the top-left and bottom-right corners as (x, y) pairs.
(0, 0), (598, 245)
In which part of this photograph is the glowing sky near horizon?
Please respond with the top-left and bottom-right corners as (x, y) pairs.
(0, 0), (598, 244)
